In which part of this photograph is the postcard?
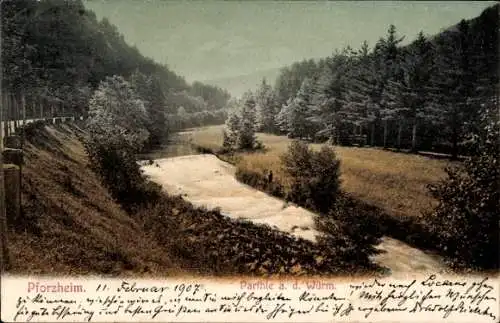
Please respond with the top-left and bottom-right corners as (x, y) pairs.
(0, 1), (498, 322)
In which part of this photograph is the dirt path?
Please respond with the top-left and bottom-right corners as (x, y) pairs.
(141, 154), (447, 277)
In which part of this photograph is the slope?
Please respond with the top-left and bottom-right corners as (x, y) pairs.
(7, 122), (178, 276)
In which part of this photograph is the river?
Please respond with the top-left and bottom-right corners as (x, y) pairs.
(140, 131), (448, 278)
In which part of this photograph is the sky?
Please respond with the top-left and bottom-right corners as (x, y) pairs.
(84, 1), (496, 95)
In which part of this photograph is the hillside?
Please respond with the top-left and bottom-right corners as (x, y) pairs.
(9, 122), (178, 275)
(1, 0), (230, 123)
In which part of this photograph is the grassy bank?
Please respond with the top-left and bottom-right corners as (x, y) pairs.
(10, 123), (178, 275)
(186, 125), (453, 218)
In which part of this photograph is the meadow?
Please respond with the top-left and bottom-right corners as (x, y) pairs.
(184, 125), (455, 219)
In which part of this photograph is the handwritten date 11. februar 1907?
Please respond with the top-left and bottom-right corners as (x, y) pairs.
(6, 274), (499, 322)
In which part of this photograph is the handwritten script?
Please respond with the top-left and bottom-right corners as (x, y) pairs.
(2, 274), (498, 322)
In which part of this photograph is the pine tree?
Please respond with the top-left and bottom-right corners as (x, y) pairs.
(275, 99), (291, 135)
(130, 70), (168, 147)
(300, 46), (368, 146)
(285, 78), (317, 140)
(307, 69), (335, 142)
(378, 24), (405, 148)
(330, 42), (380, 144)
(274, 59), (321, 107)
(237, 91), (258, 150)
(430, 20), (477, 159)
(383, 31), (434, 151)
(223, 110), (240, 149)
(255, 78), (279, 133)
(348, 41), (375, 142)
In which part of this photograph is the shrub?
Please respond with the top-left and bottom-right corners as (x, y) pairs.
(424, 112), (499, 269)
(84, 75), (150, 206)
(281, 140), (341, 213)
(316, 195), (383, 268)
(235, 168), (285, 198)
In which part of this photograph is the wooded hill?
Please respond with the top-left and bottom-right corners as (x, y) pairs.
(248, 4), (498, 158)
(1, 0), (231, 143)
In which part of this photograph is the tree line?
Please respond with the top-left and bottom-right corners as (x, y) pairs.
(1, 0), (231, 143)
(224, 4), (499, 269)
(245, 4), (497, 159)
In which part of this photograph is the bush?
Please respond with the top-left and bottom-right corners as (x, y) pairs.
(281, 140), (341, 213)
(85, 142), (145, 207)
(235, 168), (285, 198)
(84, 75), (150, 206)
(316, 195), (383, 268)
(424, 114), (499, 269)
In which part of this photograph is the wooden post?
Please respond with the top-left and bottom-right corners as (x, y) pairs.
(5, 93), (10, 138)
(2, 92), (7, 140)
(21, 94), (26, 148)
(13, 94), (18, 133)
(4, 164), (20, 230)
(7, 93), (12, 137)
(20, 94), (25, 216)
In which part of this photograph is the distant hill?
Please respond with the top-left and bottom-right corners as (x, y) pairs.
(202, 67), (283, 98)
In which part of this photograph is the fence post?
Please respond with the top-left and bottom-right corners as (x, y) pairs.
(21, 94), (26, 148)
(0, 91), (9, 272)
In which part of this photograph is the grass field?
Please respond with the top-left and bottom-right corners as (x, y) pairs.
(185, 125), (455, 218)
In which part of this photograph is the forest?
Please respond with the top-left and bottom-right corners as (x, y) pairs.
(1, 0), (231, 146)
(230, 4), (498, 159)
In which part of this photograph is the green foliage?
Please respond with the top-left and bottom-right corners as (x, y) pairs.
(190, 81), (231, 111)
(279, 78), (319, 140)
(167, 109), (228, 131)
(263, 5), (498, 156)
(317, 197), (382, 268)
(281, 141), (341, 214)
(129, 69), (170, 147)
(255, 78), (280, 133)
(84, 76), (150, 205)
(274, 59), (322, 107)
(235, 168), (285, 199)
(237, 93), (258, 150)
(1, 0), (231, 127)
(222, 112), (240, 149)
(424, 112), (499, 269)
(222, 93), (263, 152)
